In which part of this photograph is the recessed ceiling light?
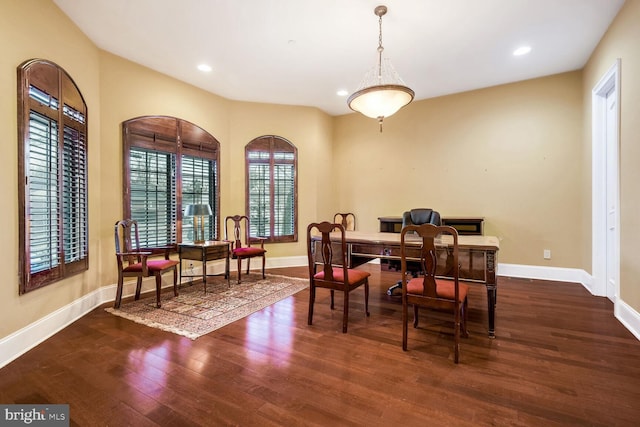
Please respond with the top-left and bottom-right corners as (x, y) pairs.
(337, 90), (349, 97)
(513, 46), (532, 56)
(197, 64), (212, 72)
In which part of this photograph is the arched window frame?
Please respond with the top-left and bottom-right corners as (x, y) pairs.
(245, 135), (298, 243)
(122, 116), (220, 249)
(17, 59), (89, 293)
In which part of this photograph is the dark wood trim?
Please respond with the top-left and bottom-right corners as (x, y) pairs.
(122, 115), (221, 244)
(245, 135), (298, 243)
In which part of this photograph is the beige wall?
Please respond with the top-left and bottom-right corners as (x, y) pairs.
(0, 0), (334, 337)
(97, 51), (233, 286)
(334, 71), (585, 268)
(0, 0), (103, 336)
(1, 0), (638, 340)
(583, 0), (640, 311)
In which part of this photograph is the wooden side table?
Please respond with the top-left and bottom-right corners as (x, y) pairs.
(178, 241), (230, 292)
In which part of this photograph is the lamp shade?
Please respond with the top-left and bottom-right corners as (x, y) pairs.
(184, 203), (213, 217)
(348, 84), (414, 119)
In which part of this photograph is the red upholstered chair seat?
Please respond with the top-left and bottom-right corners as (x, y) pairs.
(314, 269), (370, 285)
(232, 247), (266, 257)
(123, 259), (179, 273)
(407, 277), (469, 301)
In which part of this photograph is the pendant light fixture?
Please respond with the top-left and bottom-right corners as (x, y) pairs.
(348, 5), (414, 132)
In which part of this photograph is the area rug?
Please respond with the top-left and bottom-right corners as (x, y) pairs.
(105, 273), (308, 339)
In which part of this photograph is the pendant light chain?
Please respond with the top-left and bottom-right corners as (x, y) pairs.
(377, 12), (384, 82)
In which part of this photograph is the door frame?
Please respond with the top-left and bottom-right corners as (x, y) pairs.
(591, 59), (620, 299)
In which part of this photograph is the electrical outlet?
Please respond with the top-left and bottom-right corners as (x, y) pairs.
(543, 249), (551, 260)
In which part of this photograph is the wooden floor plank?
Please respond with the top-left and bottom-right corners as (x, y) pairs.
(1, 264), (639, 426)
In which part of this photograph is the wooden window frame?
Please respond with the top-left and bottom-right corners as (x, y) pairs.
(17, 59), (89, 294)
(122, 116), (220, 250)
(245, 135), (298, 243)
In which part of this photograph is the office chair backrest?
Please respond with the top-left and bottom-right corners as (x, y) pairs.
(402, 208), (441, 227)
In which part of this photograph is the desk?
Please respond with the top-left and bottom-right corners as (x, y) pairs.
(178, 241), (230, 292)
(312, 231), (499, 337)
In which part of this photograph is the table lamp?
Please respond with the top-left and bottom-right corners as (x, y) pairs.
(184, 203), (213, 243)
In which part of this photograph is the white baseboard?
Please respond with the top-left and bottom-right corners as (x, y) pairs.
(1, 259), (638, 369)
(615, 298), (640, 341)
(0, 286), (113, 369)
(497, 263), (593, 289)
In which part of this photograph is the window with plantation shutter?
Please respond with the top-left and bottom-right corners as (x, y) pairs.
(246, 136), (297, 243)
(18, 59), (89, 294)
(123, 116), (219, 249)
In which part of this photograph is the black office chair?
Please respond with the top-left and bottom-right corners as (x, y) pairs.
(387, 208), (442, 296)
(403, 208), (441, 229)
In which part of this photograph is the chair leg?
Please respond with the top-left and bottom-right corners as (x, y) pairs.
(308, 284), (315, 325)
(261, 255), (266, 279)
(342, 289), (349, 333)
(114, 274), (124, 309)
(330, 290), (335, 310)
(413, 304), (419, 328)
(134, 277), (142, 300)
(237, 257), (242, 284)
(461, 297), (469, 338)
(402, 297), (408, 351)
(454, 304), (461, 364)
(364, 279), (370, 316)
(173, 267), (179, 297)
(246, 257), (250, 275)
(155, 273), (162, 308)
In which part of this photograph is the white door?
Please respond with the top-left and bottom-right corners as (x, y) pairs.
(605, 86), (619, 302)
(592, 59), (619, 300)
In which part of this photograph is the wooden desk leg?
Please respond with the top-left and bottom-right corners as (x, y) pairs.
(486, 251), (497, 338)
(486, 284), (496, 338)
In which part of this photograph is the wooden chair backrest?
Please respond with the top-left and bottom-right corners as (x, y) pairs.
(307, 222), (349, 283)
(401, 223), (459, 300)
(114, 219), (141, 267)
(333, 213), (355, 231)
(225, 215), (251, 249)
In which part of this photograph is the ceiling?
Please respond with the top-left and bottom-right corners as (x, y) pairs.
(52, 0), (625, 116)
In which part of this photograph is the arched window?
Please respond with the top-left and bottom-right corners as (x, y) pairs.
(122, 116), (220, 248)
(245, 136), (298, 243)
(18, 59), (89, 293)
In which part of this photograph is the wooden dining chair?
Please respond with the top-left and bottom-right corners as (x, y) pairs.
(307, 221), (370, 333)
(224, 215), (267, 284)
(114, 219), (179, 309)
(333, 212), (356, 231)
(400, 223), (469, 363)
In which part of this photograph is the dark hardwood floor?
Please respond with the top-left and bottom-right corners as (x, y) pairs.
(1, 264), (639, 426)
